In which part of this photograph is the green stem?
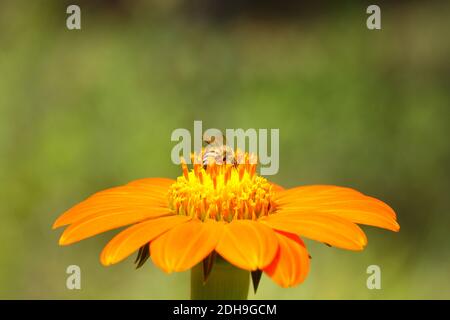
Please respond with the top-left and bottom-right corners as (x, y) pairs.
(191, 256), (249, 300)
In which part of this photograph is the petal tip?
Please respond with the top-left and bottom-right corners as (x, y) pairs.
(52, 219), (63, 229)
(100, 256), (112, 267)
(58, 236), (68, 246)
(393, 221), (400, 232)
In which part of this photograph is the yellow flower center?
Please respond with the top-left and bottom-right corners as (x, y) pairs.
(168, 156), (276, 222)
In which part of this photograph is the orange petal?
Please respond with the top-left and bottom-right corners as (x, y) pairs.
(215, 220), (278, 270)
(150, 219), (223, 273)
(269, 182), (285, 192)
(276, 185), (399, 231)
(264, 231), (310, 287)
(58, 207), (173, 245)
(53, 178), (173, 229)
(260, 212), (367, 250)
(126, 177), (175, 188)
(100, 215), (191, 266)
(277, 185), (362, 203)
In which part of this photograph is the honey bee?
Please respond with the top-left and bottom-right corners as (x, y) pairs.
(202, 135), (236, 168)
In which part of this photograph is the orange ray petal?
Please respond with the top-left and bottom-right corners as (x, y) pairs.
(53, 178), (173, 229)
(150, 219), (223, 273)
(275, 185), (399, 231)
(126, 177), (175, 188)
(58, 207), (173, 245)
(260, 212), (367, 250)
(264, 231), (310, 287)
(100, 215), (191, 266)
(269, 182), (285, 192)
(215, 220), (278, 271)
(277, 185), (363, 199)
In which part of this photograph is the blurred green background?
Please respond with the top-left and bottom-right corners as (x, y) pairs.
(0, 0), (449, 299)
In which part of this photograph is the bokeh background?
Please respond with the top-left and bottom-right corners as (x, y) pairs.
(0, 0), (449, 299)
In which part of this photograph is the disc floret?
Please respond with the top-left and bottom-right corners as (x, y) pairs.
(168, 155), (277, 222)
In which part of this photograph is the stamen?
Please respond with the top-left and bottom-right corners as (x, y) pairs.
(239, 165), (245, 181)
(168, 152), (276, 221)
(180, 157), (189, 181)
(224, 165), (232, 184)
(249, 163), (256, 179)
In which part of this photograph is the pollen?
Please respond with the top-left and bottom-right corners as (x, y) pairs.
(168, 155), (277, 222)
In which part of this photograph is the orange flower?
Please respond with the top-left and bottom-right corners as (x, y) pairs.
(53, 154), (399, 288)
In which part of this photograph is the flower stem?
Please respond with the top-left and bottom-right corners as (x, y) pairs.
(191, 256), (249, 300)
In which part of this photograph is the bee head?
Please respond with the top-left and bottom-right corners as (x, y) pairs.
(203, 134), (226, 146)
